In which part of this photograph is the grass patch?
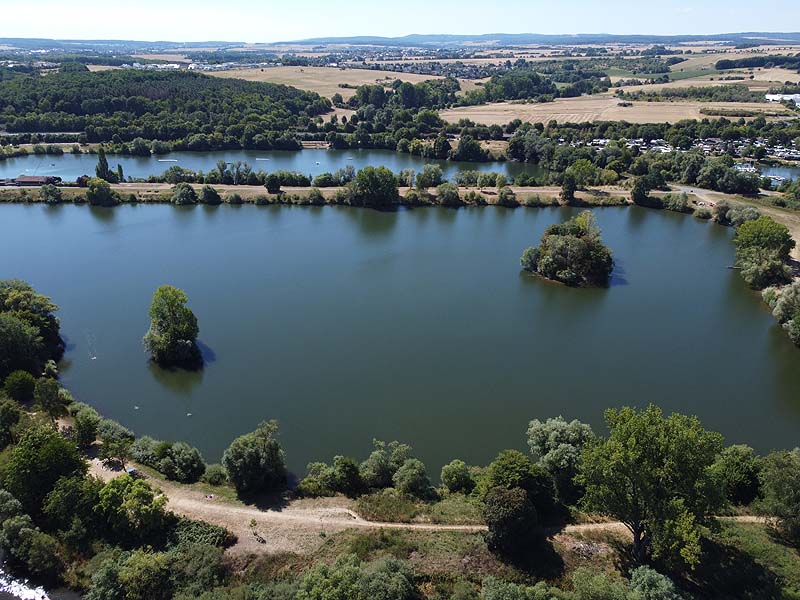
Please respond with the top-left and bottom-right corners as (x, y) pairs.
(346, 529), (418, 560)
(424, 493), (484, 525)
(355, 490), (421, 523)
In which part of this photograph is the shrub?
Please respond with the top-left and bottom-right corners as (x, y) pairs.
(436, 183), (462, 207)
(201, 464), (228, 486)
(198, 185), (221, 205)
(170, 182), (197, 205)
(694, 208), (712, 219)
(392, 458), (432, 498)
(225, 193), (243, 205)
(440, 459), (475, 494)
(169, 517), (236, 548)
(496, 186), (518, 207)
(484, 487), (537, 556)
(3, 370), (35, 403)
(711, 445), (761, 506)
(222, 420), (287, 494)
(74, 406), (101, 449)
(39, 185), (62, 205)
(356, 490), (419, 523)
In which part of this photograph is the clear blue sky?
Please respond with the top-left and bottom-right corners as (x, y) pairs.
(2, 0), (799, 43)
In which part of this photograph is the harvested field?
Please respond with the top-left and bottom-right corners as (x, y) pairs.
(86, 65), (121, 72)
(209, 65), (440, 99)
(440, 95), (792, 125)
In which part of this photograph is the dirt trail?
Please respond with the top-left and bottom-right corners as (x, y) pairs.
(88, 460), (766, 555)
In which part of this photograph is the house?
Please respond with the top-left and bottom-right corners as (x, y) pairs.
(765, 94), (800, 104)
(13, 175), (61, 186)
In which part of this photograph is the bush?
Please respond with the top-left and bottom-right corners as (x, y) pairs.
(441, 459), (475, 494)
(159, 441), (206, 483)
(392, 458), (432, 499)
(496, 186), (518, 207)
(225, 193), (243, 205)
(171, 182), (197, 205)
(484, 487), (537, 556)
(479, 449), (556, 522)
(694, 208), (712, 219)
(356, 490), (419, 523)
(436, 183), (462, 207)
(758, 449), (800, 541)
(3, 370), (35, 403)
(711, 445), (761, 506)
(169, 517), (236, 548)
(201, 464), (228, 486)
(74, 406), (101, 449)
(198, 185), (221, 205)
(39, 184), (62, 205)
(222, 420), (287, 494)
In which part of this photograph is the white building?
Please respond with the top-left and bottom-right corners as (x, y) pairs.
(765, 94), (800, 104)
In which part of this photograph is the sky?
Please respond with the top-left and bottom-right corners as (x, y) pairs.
(1, 0), (799, 43)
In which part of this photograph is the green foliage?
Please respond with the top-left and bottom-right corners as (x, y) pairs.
(356, 490), (419, 523)
(629, 566), (682, 599)
(710, 444), (762, 506)
(0, 314), (41, 380)
(3, 370), (35, 403)
(734, 216), (795, 262)
(758, 449), (800, 542)
(2, 425), (86, 514)
(360, 439), (414, 490)
(416, 164), (444, 189)
(436, 182), (462, 207)
(496, 187), (518, 207)
(0, 515), (62, 582)
(96, 475), (168, 544)
(521, 211), (613, 287)
(143, 285), (201, 368)
(484, 486), (538, 557)
(86, 177), (119, 206)
(441, 459), (475, 494)
(171, 182), (198, 205)
(527, 416), (595, 505)
(198, 185), (222, 205)
(34, 377), (67, 422)
(479, 449), (556, 522)
(349, 166), (398, 208)
(222, 420), (287, 494)
(0, 399), (22, 449)
(168, 517), (236, 548)
(450, 135), (488, 162)
(74, 406), (101, 449)
(42, 474), (102, 538)
(297, 554), (416, 600)
(39, 184), (63, 204)
(201, 463), (228, 486)
(578, 405), (724, 568)
(301, 455), (366, 497)
(392, 458), (432, 499)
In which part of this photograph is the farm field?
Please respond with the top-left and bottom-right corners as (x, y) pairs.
(208, 65), (441, 99)
(440, 95), (792, 125)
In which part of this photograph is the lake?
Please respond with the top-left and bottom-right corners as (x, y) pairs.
(2, 203), (800, 477)
(0, 149), (544, 183)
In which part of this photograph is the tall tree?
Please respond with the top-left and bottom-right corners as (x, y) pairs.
(143, 285), (201, 368)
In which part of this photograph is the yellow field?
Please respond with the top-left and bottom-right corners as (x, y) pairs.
(208, 66), (440, 99)
(86, 65), (121, 72)
(439, 96), (792, 126)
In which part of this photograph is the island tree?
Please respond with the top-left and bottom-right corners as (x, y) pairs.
(520, 210), (613, 286)
(143, 285), (201, 369)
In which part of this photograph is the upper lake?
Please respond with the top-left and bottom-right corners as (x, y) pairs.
(2, 203), (799, 476)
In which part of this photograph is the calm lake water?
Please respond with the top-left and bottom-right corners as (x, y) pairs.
(2, 204), (800, 476)
(0, 149), (544, 182)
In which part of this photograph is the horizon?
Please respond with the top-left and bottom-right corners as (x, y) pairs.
(2, 0), (800, 44)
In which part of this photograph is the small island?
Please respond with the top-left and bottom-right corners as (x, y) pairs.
(520, 211), (614, 287)
(143, 285), (202, 369)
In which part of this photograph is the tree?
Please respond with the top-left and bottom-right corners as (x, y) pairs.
(527, 416), (595, 505)
(171, 182), (197, 205)
(436, 182), (462, 207)
(710, 444), (761, 506)
(450, 135), (488, 162)
(578, 405), (724, 568)
(360, 440), (413, 489)
(734, 216), (795, 261)
(2, 426), (86, 514)
(3, 370), (35, 403)
(758, 449), (800, 542)
(0, 314), (41, 381)
(349, 166), (398, 208)
(330, 455), (363, 497)
(118, 550), (174, 600)
(86, 177), (119, 206)
(198, 185), (222, 205)
(39, 184), (62, 204)
(74, 407), (101, 449)
(484, 487), (537, 556)
(631, 177), (652, 206)
(33, 377), (67, 423)
(392, 458), (431, 498)
(143, 285), (201, 368)
(0, 400), (22, 449)
(629, 566), (682, 600)
(43, 475), (102, 534)
(265, 173), (281, 194)
(496, 187), (517, 207)
(96, 475), (168, 544)
(416, 164), (444, 190)
(158, 441), (206, 483)
(441, 459), (475, 494)
(480, 450), (556, 522)
(95, 146), (112, 181)
(222, 420), (287, 494)
(560, 171), (577, 203)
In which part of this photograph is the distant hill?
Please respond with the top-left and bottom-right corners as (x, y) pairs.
(0, 38), (240, 52)
(280, 32), (800, 47)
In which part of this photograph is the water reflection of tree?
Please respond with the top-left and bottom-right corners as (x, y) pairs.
(343, 205), (399, 238)
(147, 361), (204, 395)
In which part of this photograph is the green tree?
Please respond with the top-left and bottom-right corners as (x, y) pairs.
(484, 487), (537, 557)
(440, 459), (475, 494)
(0, 314), (41, 380)
(171, 182), (197, 205)
(2, 426), (86, 513)
(86, 177), (119, 206)
(96, 475), (168, 543)
(436, 182), (462, 207)
(143, 285), (201, 368)
(480, 450), (556, 522)
(158, 441), (206, 483)
(74, 407), (101, 449)
(39, 184), (62, 204)
(392, 458), (431, 498)
(3, 370), (35, 403)
(265, 173), (281, 194)
(198, 185), (222, 205)
(95, 146), (111, 181)
(222, 420), (287, 494)
(734, 216), (795, 261)
(33, 377), (67, 423)
(758, 449), (800, 542)
(118, 550), (174, 600)
(360, 440), (413, 489)
(349, 166), (398, 208)
(577, 405), (724, 568)
(631, 177), (652, 206)
(0, 400), (22, 449)
(710, 444), (761, 506)
(527, 416), (595, 505)
(416, 164), (444, 190)
(560, 171), (577, 203)
(43, 474), (102, 534)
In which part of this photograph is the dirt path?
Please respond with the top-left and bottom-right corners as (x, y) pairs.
(88, 460), (766, 555)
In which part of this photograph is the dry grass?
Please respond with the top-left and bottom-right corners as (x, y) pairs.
(131, 53), (191, 63)
(209, 66), (440, 99)
(440, 95), (792, 125)
(86, 65), (121, 73)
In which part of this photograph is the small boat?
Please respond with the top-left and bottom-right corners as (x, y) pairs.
(315, 161), (320, 165)
(256, 158), (270, 161)
(157, 159), (178, 162)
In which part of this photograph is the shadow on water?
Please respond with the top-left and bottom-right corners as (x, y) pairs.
(147, 361), (204, 395)
(342, 205), (399, 238)
(609, 260), (629, 287)
(88, 205), (116, 223)
(197, 339), (217, 364)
